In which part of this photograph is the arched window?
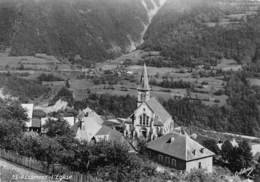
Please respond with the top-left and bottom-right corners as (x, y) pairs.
(146, 116), (149, 126)
(143, 113), (146, 125)
(139, 113), (151, 126)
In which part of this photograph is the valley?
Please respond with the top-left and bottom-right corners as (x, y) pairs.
(0, 0), (260, 181)
(0, 0), (259, 130)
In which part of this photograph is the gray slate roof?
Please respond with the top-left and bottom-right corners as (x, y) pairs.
(147, 133), (215, 161)
(145, 97), (172, 125)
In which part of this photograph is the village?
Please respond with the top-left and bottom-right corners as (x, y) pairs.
(15, 64), (260, 181)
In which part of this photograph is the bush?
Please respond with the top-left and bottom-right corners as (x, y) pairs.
(38, 73), (64, 82)
(50, 87), (74, 106)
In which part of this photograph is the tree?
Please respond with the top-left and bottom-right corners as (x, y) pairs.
(35, 136), (65, 171)
(43, 118), (74, 138)
(51, 87), (73, 106)
(136, 138), (147, 155)
(183, 169), (212, 182)
(0, 100), (27, 148)
(0, 100), (27, 121)
(221, 140), (233, 162)
(65, 79), (70, 88)
(0, 119), (25, 149)
(202, 139), (220, 155)
(255, 157), (260, 179)
(228, 140), (253, 173)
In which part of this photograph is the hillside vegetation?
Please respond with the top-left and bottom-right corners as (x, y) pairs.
(0, 73), (50, 102)
(0, 0), (148, 63)
(142, 0), (260, 67)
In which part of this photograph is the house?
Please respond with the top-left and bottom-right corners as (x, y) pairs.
(146, 132), (215, 173)
(124, 64), (174, 140)
(74, 111), (104, 142)
(73, 108), (132, 150)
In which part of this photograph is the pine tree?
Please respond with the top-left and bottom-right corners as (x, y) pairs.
(228, 140), (253, 172)
(221, 140), (233, 162)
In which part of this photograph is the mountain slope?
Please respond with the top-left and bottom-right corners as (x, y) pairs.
(0, 0), (157, 62)
(142, 0), (260, 67)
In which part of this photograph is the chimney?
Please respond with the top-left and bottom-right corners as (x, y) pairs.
(167, 136), (175, 143)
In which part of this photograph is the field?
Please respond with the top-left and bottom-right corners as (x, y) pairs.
(249, 78), (260, 86)
(214, 59), (242, 72)
(0, 50), (242, 107)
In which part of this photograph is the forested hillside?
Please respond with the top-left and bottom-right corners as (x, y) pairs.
(0, 0), (148, 63)
(1, 0), (260, 66)
(142, 0), (260, 67)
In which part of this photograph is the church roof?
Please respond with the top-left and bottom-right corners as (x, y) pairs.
(147, 133), (215, 161)
(145, 97), (171, 125)
(138, 63), (150, 91)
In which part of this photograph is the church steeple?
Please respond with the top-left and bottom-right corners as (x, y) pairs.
(137, 63), (151, 106)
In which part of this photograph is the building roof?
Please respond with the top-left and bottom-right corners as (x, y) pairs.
(96, 125), (122, 140)
(145, 97), (171, 125)
(138, 63), (150, 91)
(147, 133), (215, 161)
(75, 114), (103, 141)
(31, 118), (41, 128)
(78, 107), (104, 124)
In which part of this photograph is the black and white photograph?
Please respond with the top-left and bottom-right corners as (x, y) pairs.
(0, 0), (259, 181)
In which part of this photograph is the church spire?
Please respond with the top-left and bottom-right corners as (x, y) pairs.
(137, 63), (151, 106)
(139, 63), (150, 91)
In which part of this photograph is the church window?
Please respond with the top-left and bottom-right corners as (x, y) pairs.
(143, 113), (146, 125)
(139, 116), (142, 125)
(146, 116), (149, 126)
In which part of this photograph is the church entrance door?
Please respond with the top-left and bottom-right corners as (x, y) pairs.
(140, 127), (147, 138)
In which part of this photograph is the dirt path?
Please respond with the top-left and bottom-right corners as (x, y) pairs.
(0, 158), (57, 182)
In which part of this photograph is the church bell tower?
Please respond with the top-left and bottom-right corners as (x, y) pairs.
(137, 63), (151, 107)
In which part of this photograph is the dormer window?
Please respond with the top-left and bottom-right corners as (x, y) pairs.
(167, 137), (175, 143)
(192, 149), (196, 155)
(200, 148), (204, 153)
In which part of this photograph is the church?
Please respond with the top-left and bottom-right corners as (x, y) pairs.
(124, 64), (174, 140)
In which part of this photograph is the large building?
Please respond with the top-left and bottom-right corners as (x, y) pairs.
(146, 132), (215, 173)
(124, 64), (174, 140)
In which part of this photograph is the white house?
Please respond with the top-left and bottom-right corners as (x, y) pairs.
(73, 108), (135, 152)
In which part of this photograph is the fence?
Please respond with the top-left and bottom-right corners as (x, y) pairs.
(0, 148), (98, 182)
